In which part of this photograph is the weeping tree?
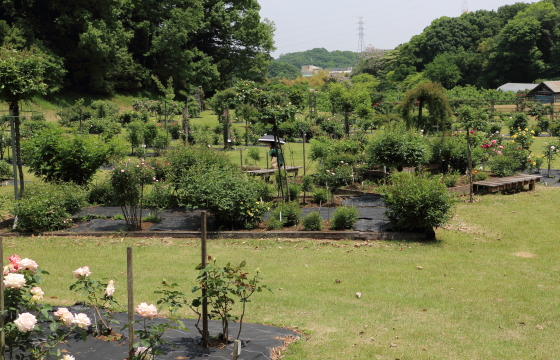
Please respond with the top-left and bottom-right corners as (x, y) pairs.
(400, 82), (453, 132)
(0, 45), (65, 198)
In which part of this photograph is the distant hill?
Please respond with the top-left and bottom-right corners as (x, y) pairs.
(275, 48), (357, 69)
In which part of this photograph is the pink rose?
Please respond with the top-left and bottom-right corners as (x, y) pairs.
(14, 312), (37, 332)
(54, 308), (73, 326)
(7, 254), (20, 271)
(135, 302), (158, 319)
(71, 313), (91, 329)
(30, 287), (44, 302)
(19, 258), (38, 273)
(73, 266), (92, 278)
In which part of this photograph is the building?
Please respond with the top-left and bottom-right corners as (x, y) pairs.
(527, 81), (560, 103)
(497, 83), (538, 93)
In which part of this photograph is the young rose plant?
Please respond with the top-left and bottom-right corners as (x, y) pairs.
(191, 259), (269, 342)
(123, 281), (188, 359)
(2, 254), (90, 360)
(110, 159), (155, 230)
(70, 266), (118, 336)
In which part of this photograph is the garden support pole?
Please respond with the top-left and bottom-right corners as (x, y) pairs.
(232, 339), (241, 360)
(127, 247), (134, 358)
(0, 237), (4, 360)
(201, 211), (209, 348)
(303, 133), (306, 176)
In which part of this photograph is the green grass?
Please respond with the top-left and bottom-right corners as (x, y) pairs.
(4, 185), (560, 359)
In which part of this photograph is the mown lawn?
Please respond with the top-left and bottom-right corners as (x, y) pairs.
(4, 185), (560, 359)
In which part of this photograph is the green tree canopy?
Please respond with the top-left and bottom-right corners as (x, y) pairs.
(400, 82), (453, 132)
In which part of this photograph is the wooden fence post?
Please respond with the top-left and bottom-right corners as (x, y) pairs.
(201, 211), (209, 348)
(127, 247), (134, 357)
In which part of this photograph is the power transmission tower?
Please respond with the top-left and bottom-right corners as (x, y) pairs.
(357, 17), (365, 53)
(461, 0), (468, 14)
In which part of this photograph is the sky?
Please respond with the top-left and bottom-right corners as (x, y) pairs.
(257, 0), (538, 59)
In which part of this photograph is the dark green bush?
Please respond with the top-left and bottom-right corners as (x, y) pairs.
(87, 181), (114, 205)
(508, 113), (529, 135)
(0, 160), (11, 179)
(312, 188), (329, 204)
(266, 217), (283, 230)
(330, 206), (359, 230)
(270, 201), (301, 227)
(12, 182), (87, 232)
(367, 127), (431, 170)
(380, 172), (453, 231)
(176, 164), (269, 229)
(253, 180), (274, 202)
(288, 183), (301, 201)
(302, 211), (323, 231)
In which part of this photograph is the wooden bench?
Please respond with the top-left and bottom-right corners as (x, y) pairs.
(473, 174), (541, 193)
(244, 166), (302, 178)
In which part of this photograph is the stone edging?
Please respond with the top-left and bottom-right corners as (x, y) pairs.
(0, 230), (432, 241)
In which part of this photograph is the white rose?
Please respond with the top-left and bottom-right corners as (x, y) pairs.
(105, 280), (115, 297)
(135, 302), (158, 319)
(54, 307), (73, 326)
(19, 258), (38, 273)
(30, 287), (44, 301)
(72, 266), (92, 279)
(14, 312), (37, 332)
(61, 355), (75, 360)
(71, 313), (91, 329)
(4, 273), (26, 289)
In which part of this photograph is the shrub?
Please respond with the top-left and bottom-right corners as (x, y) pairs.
(472, 171), (488, 181)
(508, 113), (529, 135)
(87, 181), (114, 205)
(253, 180), (274, 202)
(330, 206), (359, 230)
(313, 164), (354, 195)
(0, 160), (11, 179)
(22, 128), (117, 185)
(442, 170), (460, 187)
(143, 181), (175, 217)
(266, 217), (283, 230)
(302, 211), (323, 231)
(301, 175), (314, 193)
(288, 183), (301, 201)
(270, 201), (301, 227)
(380, 172), (454, 231)
(12, 182), (87, 232)
(176, 165), (269, 229)
(312, 188), (329, 204)
(367, 127), (431, 171)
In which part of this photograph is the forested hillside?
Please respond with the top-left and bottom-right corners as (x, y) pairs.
(0, 0), (274, 95)
(275, 48), (358, 69)
(356, 0), (560, 89)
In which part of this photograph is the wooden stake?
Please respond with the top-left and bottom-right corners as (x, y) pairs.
(127, 247), (134, 357)
(232, 339), (241, 360)
(201, 211), (209, 348)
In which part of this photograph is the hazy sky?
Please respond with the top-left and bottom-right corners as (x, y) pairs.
(257, 0), (538, 58)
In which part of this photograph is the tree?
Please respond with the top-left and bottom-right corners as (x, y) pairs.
(352, 46), (385, 77)
(423, 53), (462, 89)
(267, 61), (300, 80)
(400, 82), (453, 132)
(0, 45), (65, 197)
(22, 129), (119, 186)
